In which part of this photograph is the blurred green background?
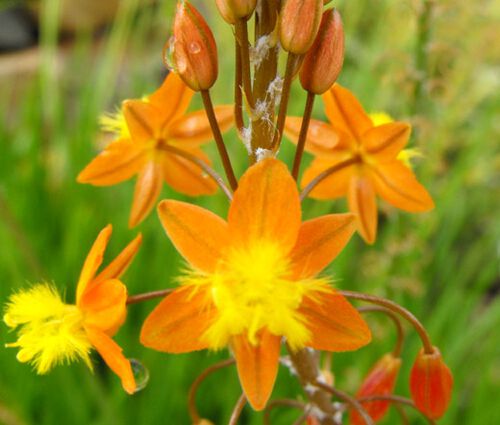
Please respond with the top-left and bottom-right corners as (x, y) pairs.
(0, 0), (499, 424)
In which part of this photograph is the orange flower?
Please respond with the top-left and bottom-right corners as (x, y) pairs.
(410, 347), (453, 419)
(4, 225), (141, 394)
(140, 158), (371, 410)
(350, 353), (401, 424)
(78, 72), (234, 227)
(285, 84), (434, 243)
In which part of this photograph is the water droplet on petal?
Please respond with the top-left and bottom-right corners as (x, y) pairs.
(130, 359), (149, 392)
(163, 36), (177, 72)
(189, 41), (201, 54)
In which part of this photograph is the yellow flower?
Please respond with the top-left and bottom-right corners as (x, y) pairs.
(4, 225), (141, 394)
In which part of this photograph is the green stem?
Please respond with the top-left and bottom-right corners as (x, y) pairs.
(300, 157), (359, 201)
(358, 306), (405, 357)
(314, 381), (374, 425)
(357, 395), (436, 425)
(235, 19), (254, 108)
(263, 399), (306, 425)
(235, 38), (245, 134)
(126, 288), (173, 304)
(228, 394), (246, 425)
(292, 91), (316, 179)
(201, 90), (238, 190)
(159, 144), (233, 200)
(271, 53), (298, 151)
(188, 359), (236, 423)
(340, 290), (434, 354)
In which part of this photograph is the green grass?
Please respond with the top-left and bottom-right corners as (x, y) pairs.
(1, 0), (499, 424)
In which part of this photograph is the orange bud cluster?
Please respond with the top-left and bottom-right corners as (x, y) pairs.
(215, 0), (257, 24)
(350, 353), (401, 425)
(300, 8), (344, 94)
(167, 1), (218, 91)
(410, 347), (453, 419)
(279, 0), (323, 54)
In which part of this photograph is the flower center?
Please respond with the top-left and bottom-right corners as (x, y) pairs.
(182, 242), (329, 350)
(4, 284), (93, 374)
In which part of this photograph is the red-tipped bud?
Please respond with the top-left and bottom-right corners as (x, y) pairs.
(410, 347), (453, 419)
(166, 1), (218, 91)
(215, 0), (257, 24)
(350, 353), (402, 425)
(306, 416), (320, 425)
(279, 0), (323, 54)
(299, 8), (344, 94)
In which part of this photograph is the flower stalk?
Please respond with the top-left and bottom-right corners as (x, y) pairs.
(200, 90), (238, 190)
(340, 290), (434, 354)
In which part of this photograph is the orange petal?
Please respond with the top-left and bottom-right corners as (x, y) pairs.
(228, 158), (301, 252)
(364, 122), (410, 160)
(94, 234), (142, 284)
(299, 290), (371, 351)
(370, 161), (434, 212)
(231, 330), (281, 411)
(290, 214), (356, 279)
(157, 200), (229, 273)
(140, 286), (216, 353)
(122, 100), (160, 143)
(284, 117), (341, 157)
(167, 105), (234, 147)
(301, 158), (353, 200)
(348, 175), (377, 244)
(323, 84), (373, 142)
(128, 161), (163, 227)
(76, 225), (112, 303)
(80, 279), (127, 336)
(148, 72), (194, 125)
(85, 326), (136, 394)
(77, 139), (147, 186)
(161, 149), (217, 196)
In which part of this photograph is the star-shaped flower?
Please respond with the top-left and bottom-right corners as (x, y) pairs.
(285, 84), (434, 243)
(4, 225), (141, 394)
(140, 158), (371, 410)
(78, 72), (234, 227)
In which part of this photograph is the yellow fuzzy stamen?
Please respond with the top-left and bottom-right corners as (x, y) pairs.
(369, 112), (394, 126)
(180, 241), (330, 351)
(397, 148), (423, 169)
(3, 284), (92, 374)
(99, 109), (130, 138)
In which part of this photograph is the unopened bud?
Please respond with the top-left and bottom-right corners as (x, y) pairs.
(299, 8), (344, 94)
(215, 0), (257, 24)
(167, 1), (218, 91)
(279, 0), (323, 54)
(350, 353), (401, 425)
(410, 347), (453, 419)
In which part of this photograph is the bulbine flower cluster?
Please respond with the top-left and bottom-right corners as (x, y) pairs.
(3, 1), (453, 424)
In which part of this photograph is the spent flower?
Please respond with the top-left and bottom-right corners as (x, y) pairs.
(3, 225), (141, 394)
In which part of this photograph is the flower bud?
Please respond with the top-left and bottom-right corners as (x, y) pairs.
(350, 353), (401, 425)
(410, 347), (453, 419)
(167, 1), (218, 91)
(215, 0), (257, 24)
(306, 416), (320, 425)
(299, 8), (344, 94)
(279, 0), (323, 54)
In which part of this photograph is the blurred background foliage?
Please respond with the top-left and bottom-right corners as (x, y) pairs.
(0, 0), (499, 424)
